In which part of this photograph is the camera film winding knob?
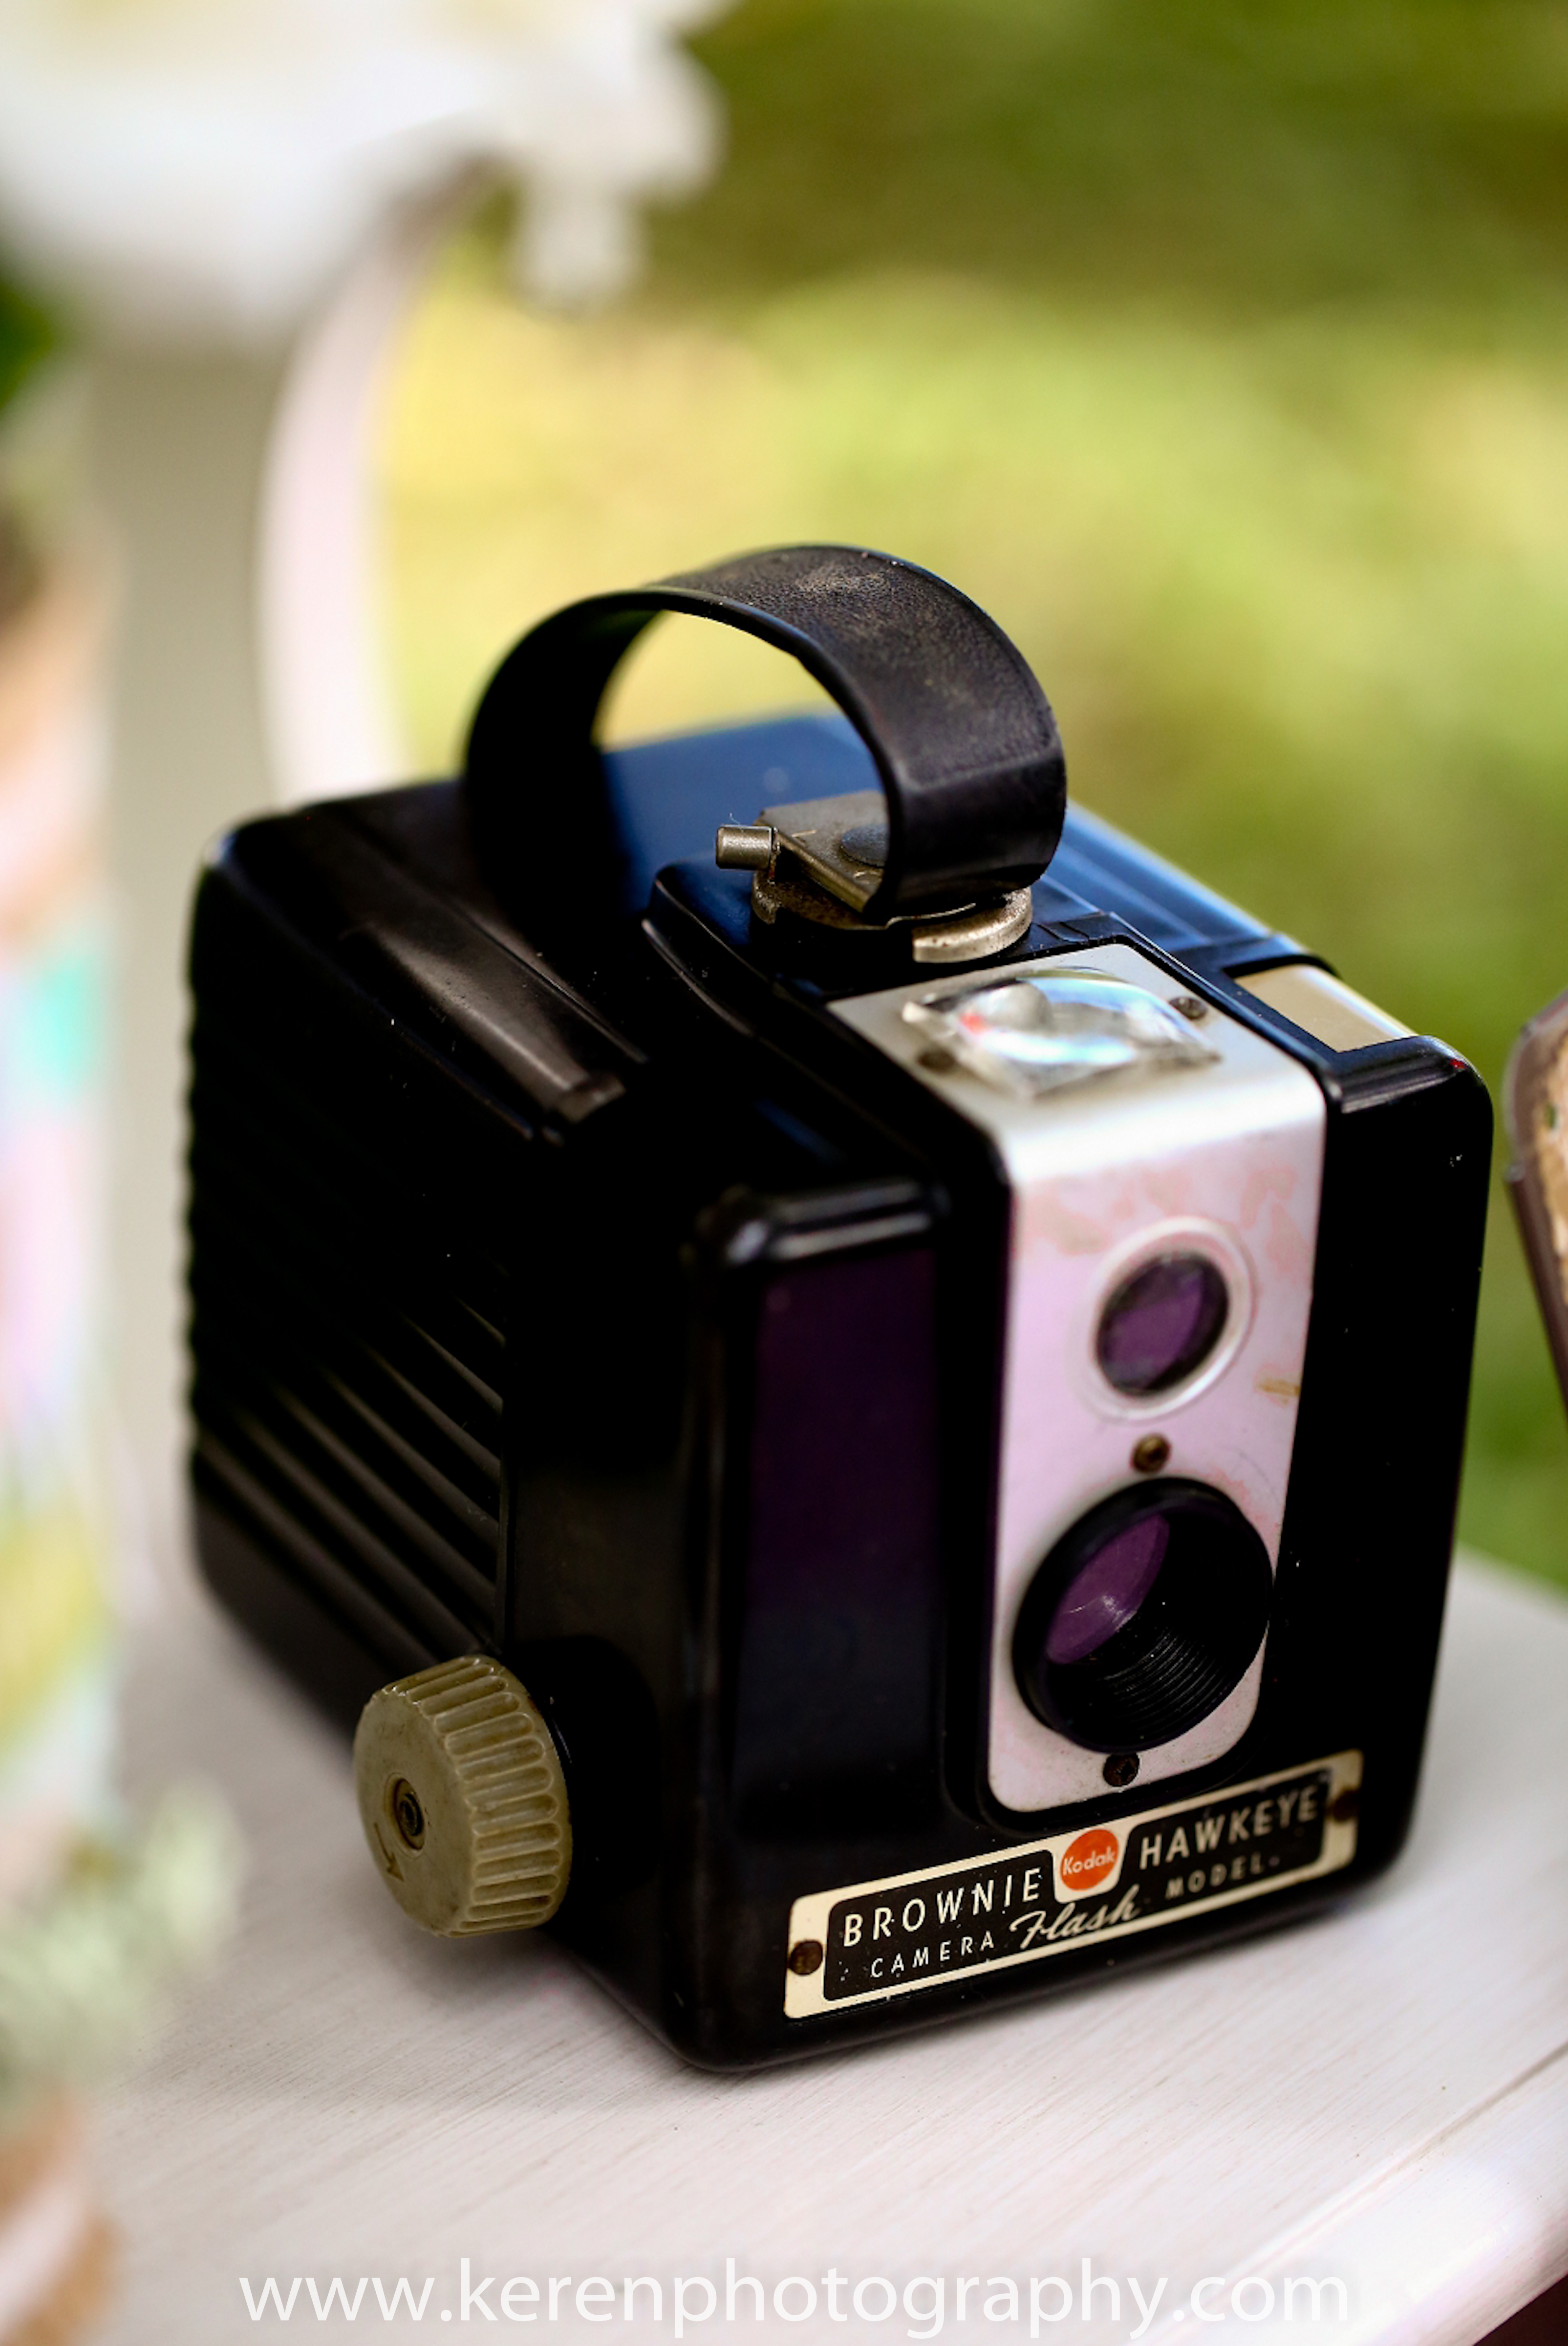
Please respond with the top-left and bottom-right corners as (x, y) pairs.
(352, 1656), (572, 1936)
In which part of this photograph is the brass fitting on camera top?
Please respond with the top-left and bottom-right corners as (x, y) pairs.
(717, 789), (1033, 966)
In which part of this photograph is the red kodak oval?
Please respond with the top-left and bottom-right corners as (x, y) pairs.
(1058, 1827), (1119, 1895)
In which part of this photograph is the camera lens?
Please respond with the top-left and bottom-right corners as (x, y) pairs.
(1043, 1514), (1170, 1664)
(1096, 1252), (1229, 1397)
(1012, 1480), (1271, 1753)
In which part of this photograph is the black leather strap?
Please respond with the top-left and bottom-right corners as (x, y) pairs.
(464, 545), (1066, 921)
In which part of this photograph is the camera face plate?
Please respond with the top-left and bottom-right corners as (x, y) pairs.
(833, 943), (1326, 1817)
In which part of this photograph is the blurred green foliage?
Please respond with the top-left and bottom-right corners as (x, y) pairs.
(0, 272), (55, 618)
(0, 275), (52, 422)
(386, 0), (1568, 1585)
(668, 0), (1568, 318)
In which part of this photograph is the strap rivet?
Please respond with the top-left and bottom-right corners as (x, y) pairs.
(714, 824), (776, 871)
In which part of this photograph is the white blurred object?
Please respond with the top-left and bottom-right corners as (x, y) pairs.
(258, 191), (453, 808)
(0, 0), (734, 1519)
(0, 0), (724, 333)
(0, 0), (733, 1564)
(0, 0), (731, 811)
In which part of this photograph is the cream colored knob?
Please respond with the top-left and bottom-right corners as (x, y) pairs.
(353, 1655), (571, 1935)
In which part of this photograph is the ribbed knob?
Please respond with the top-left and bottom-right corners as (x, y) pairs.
(353, 1656), (571, 1936)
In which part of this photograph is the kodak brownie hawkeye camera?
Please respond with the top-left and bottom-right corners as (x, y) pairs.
(188, 546), (1490, 2069)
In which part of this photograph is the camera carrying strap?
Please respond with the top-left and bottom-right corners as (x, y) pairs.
(464, 544), (1067, 922)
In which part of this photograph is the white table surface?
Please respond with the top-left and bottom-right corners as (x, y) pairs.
(94, 1555), (1568, 2346)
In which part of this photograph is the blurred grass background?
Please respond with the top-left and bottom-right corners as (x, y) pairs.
(380, 0), (1568, 1588)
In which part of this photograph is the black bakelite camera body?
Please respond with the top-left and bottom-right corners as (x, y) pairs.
(188, 547), (1489, 2069)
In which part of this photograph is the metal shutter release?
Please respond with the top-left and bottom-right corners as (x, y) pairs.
(354, 1656), (571, 1935)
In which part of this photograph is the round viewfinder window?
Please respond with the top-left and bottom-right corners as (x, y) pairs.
(1096, 1252), (1229, 1397)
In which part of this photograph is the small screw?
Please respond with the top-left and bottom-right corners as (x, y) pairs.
(1132, 1434), (1170, 1474)
(787, 1940), (824, 1977)
(389, 1778), (427, 1852)
(1328, 1786), (1360, 1825)
(1103, 1754), (1140, 1788)
(1171, 995), (1208, 1022)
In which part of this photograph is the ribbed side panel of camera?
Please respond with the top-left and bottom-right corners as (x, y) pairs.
(187, 910), (513, 1691)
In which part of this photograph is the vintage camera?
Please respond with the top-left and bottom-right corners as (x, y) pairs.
(187, 546), (1490, 2068)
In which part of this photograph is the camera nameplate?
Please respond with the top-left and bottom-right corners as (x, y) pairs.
(783, 1748), (1361, 2018)
(834, 943), (1327, 1813)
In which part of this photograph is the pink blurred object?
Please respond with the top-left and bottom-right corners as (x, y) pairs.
(0, 454), (116, 2346)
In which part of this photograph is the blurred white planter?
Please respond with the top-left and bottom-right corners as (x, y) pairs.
(0, 0), (730, 1525)
(0, 0), (724, 333)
